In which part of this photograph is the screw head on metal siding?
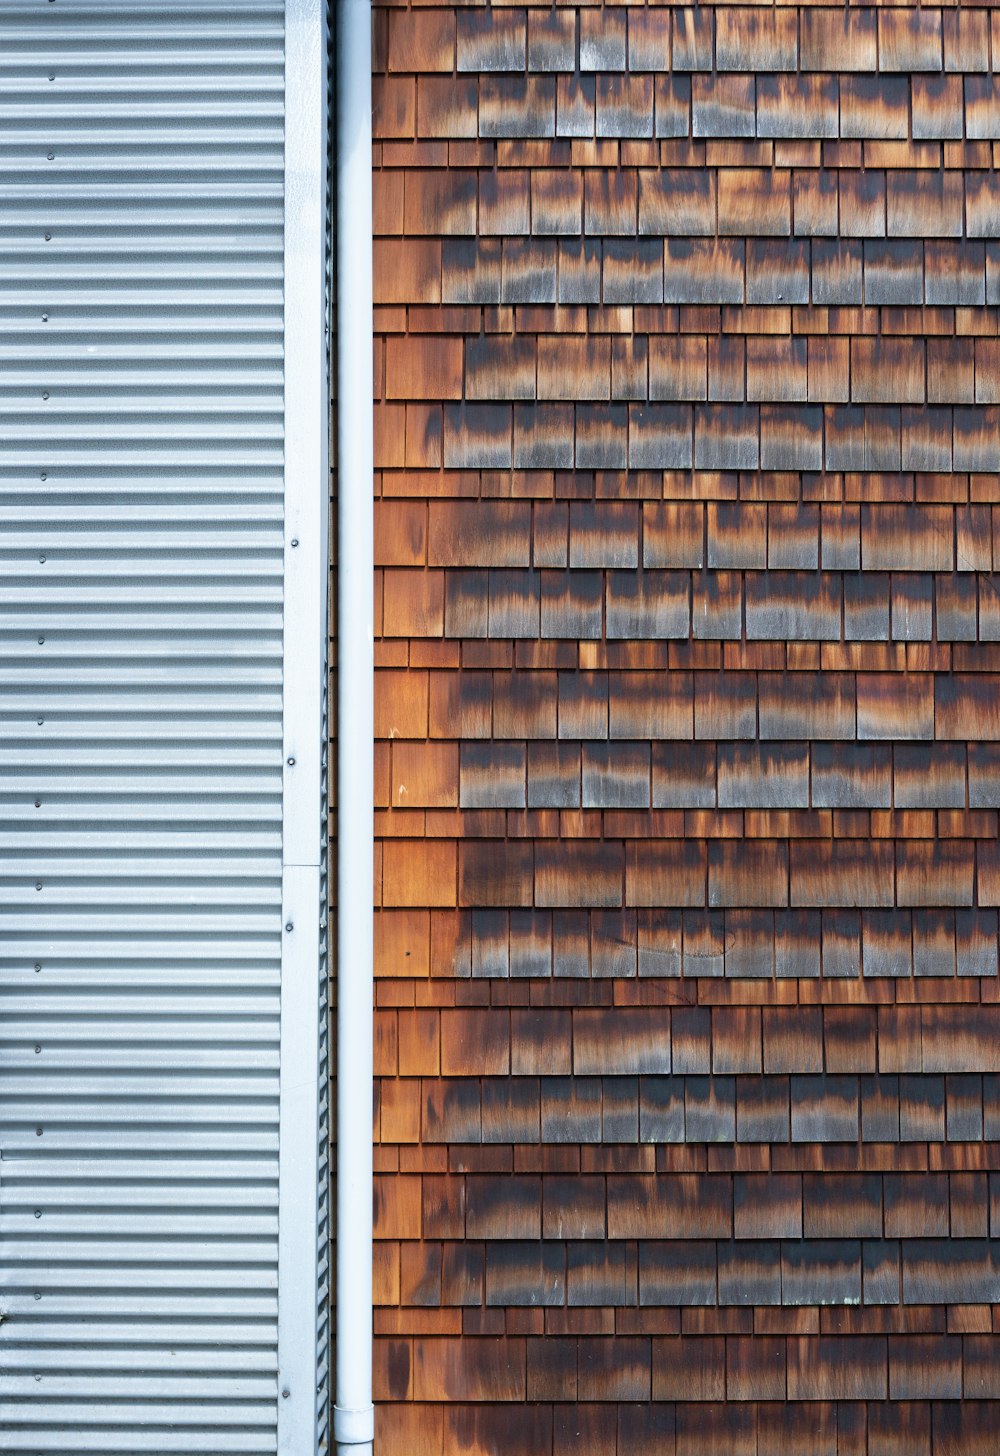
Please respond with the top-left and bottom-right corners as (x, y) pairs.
(285, 922), (294, 933)
(287, 757), (295, 766)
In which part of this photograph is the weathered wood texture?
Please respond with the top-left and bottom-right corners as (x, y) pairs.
(370, 4), (1000, 1449)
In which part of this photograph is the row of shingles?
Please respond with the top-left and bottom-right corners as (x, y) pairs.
(388, 162), (1000, 246)
(373, 989), (1000, 1125)
(377, 1240), (1000, 1317)
(385, 740), (1000, 809)
(397, 75), (1000, 145)
(383, 1001), (1000, 1076)
(374, 904), (1000, 981)
(378, 1240), (1000, 1327)
(392, 740), (1000, 809)
(393, 399), (1000, 472)
(384, 6), (999, 80)
(457, 330), (1000, 394)
(392, 77), (1000, 147)
(378, 501), (993, 573)
(381, 832), (1000, 910)
(399, 1077), (1000, 1145)
(392, 570), (1000, 643)
(392, 184), (1000, 259)
(386, 324), (1000, 398)
(377, 666), (1000, 744)
(391, 169), (998, 240)
(375, 233), (1000, 304)
(438, 403), (1000, 472)
(376, 1399), (1000, 1456)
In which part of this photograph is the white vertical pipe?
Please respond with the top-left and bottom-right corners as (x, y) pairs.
(334, 0), (375, 1450)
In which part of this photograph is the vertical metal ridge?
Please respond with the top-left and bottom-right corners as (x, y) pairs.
(277, 2), (329, 1454)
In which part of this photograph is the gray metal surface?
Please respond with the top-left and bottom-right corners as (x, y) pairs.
(0, 3), (293, 1450)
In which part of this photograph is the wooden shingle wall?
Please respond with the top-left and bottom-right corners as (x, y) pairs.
(370, 4), (1000, 1450)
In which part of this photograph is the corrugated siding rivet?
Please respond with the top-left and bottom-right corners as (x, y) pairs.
(37, 636), (44, 644)
(34, 1046), (40, 1054)
(287, 756), (296, 766)
(285, 921), (294, 933)
(38, 556), (45, 563)
(291, 537), (299, 547)
(282, 1388), (290, 1399)
(35, 883), (42, 891)
(44, 233), (51, 241)
(35, 1128), (42, 1137)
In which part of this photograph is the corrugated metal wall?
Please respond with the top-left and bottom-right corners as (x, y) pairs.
(0, 3), (321, 1451)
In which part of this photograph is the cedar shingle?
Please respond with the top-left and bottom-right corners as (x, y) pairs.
(757, 75), (838, 139)
(716, 9), (797, 73)
(787, 1336), (888, 1401)
(596, 75), (654, 139)
(457, 10), (525, 73)
(578, 1336), (651, 1401)
(718, 169), (791, 237)
(800, 10), (876, 71)
(718, 1240), (782, 1305)
(528, 10), (575, 73)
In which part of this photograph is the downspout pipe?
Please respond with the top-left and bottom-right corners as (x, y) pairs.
(334, 0), (374, 1450)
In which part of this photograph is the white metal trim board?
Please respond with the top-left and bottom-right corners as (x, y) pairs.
(0, 3), (330, 1451)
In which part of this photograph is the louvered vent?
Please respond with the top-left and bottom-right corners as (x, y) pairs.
(0, 3), (298, 1451)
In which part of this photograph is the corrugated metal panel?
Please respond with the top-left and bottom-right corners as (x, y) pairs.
(0, 3), (325, 1450)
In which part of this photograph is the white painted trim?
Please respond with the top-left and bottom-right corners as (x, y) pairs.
(278, 2), (330, 1453)
(334, 0), (375, 1448)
